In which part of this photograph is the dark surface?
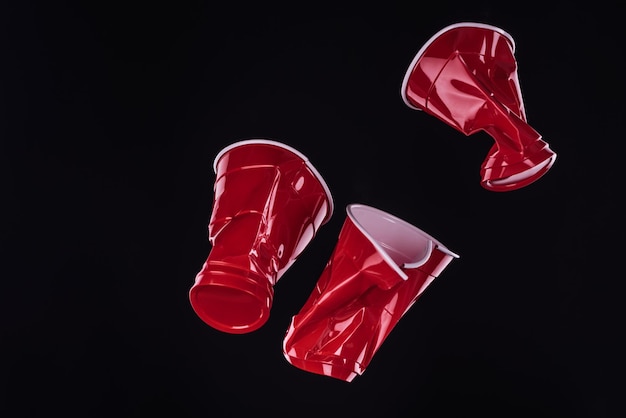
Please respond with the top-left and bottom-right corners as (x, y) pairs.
(1, 1), (623, 417)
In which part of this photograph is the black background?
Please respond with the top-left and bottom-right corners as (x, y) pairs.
(1, 1), (624, 417)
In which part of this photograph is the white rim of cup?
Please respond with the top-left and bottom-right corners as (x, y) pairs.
(347, 203), (460, 280)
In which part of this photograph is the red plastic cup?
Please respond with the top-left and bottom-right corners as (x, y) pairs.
(189, 139), (334, 334)
(283, 204), (459, 381)
(401, 22), (556, 191)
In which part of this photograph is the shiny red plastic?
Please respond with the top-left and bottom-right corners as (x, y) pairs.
(282, 204), (459, 382)
(189, 139), (334, 334)
(401, 22), (557, 191)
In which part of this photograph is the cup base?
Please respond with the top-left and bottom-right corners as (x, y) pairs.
(283, 354), (362, 383)
(189, 263), (273, 334)
(481, 140), (557, 192)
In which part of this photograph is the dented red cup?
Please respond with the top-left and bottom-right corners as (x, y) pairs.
(401, 22), (556, 191)
(283, 204), (459, 381)
(189, 139), (334, 334)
